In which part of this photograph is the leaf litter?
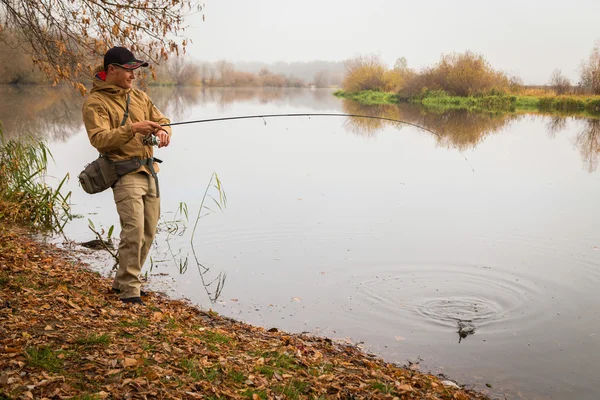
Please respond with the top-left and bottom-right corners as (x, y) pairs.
(0, 225), (492, 399)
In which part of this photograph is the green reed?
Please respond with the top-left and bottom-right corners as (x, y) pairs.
(0, 128), (72, 233)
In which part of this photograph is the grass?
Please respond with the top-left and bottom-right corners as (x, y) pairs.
(119, 317), (150, 328)
(370, 381), (394, 394)
(334, 90), (398, 105)
(0, 130), (71, 233)
(335, 89), (600, 116)
(228, 370), (246, 383)
(180, 359), (222, 382)
(273, 380), (311, 399)
(180, 358), (203, 380)
(75, 333), (110, 347)
(198, 329), (231, 345)
(25, 346), (64, 372)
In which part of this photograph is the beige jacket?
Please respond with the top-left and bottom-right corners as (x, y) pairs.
(82, 75), (172, 174)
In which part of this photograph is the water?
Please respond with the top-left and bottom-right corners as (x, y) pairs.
(2, 86), (600, 399)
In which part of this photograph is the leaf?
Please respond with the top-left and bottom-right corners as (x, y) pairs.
(291, 297), (301, 302)
(395, 336), (405, 341)
(123, 357), (139, 367)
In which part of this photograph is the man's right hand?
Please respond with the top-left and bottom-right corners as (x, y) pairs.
(132, 121), (163, 135)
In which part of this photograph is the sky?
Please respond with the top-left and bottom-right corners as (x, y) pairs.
(184, 0), (600, 85)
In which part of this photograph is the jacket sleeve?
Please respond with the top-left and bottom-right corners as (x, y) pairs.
(147, 95), (172, 137)
(82, 97), (135, 153)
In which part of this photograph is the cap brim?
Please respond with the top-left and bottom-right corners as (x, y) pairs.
(120, 60), (149, 70)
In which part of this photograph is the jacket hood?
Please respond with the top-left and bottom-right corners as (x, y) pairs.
(90, 68), (130, 96)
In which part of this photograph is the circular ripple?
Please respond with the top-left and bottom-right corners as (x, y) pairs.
(417, 296), (503, 327)
(349, 263), (545, 331)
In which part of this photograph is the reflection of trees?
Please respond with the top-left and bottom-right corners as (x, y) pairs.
(1, 86), (340, 141)
(148, 86), (204, 121)
(0, 86), (82, 141)
(546, 116), (568, 138)
(341, 100), (520, 149)
(574, 119), (600, 172)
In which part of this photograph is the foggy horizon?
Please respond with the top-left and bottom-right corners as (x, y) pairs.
(183, 0), (600, 85)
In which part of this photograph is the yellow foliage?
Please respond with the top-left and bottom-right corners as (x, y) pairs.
(342, 55), (388, 92)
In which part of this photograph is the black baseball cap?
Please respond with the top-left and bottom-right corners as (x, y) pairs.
(103, 47), (149, 70)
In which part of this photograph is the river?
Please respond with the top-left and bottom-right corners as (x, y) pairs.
(1, 85), (599, 399)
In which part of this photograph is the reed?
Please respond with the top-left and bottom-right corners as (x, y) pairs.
(0, 129), (71, 232)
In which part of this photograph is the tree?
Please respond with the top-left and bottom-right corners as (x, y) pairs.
(215, 60), (234, 86)
(549, 69), (571, 95)
(168, 56), (200, 86)
(393, 57), (408, 71)
(0, 0), (201, 92)
(313, 70), (329, 88)
(580, 42), (600, 94)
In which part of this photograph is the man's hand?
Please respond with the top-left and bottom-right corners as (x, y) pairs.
(132, 120), (162, 135)
(156, 129), (171, 148)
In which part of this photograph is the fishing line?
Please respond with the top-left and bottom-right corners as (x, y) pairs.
(160, 113), (474, 172)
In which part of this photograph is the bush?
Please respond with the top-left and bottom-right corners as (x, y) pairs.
(399, 51), (512, 97)
(342, 55), (388, 92)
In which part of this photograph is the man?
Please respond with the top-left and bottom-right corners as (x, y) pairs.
(82, 46), (172, 304)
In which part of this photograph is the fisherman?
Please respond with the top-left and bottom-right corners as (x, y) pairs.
(82, 46), (172, 304)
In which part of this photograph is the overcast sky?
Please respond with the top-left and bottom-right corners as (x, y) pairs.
(184, 0), (600, 84)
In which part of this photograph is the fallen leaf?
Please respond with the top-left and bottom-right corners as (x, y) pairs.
(291, 297), (301, 302)
(123, 358), (139, 367)
(398, 384), (413, 392)
(394, 336), (405, 341)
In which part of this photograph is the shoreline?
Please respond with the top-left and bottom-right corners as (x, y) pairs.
(334, 90), (600, 117)
(0, 224), (493, 399)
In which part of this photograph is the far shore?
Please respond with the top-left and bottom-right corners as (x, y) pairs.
(334, 90), (600, 117)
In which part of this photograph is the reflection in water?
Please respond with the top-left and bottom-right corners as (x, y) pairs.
(2, 86), (600, 173)
(574, 119), (600, 172)
(342, 99), (520, 150)
(148, 87), (342, 117)
(0, 86), (340, 140)
(546, 116), (568, 138)
(0, 86), (82, 140)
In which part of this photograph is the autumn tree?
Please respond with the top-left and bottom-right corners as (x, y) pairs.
(215, 60), (235, 86)
(580, 42), (600, 94)
(313, 70), (329, 88)
(0, 0), (201, 92)
(342, 54), (388, 92)
(168, 56), (201, 86)
(549, 69), (571, 95)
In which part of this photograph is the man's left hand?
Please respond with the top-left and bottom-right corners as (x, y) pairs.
(156, 129), (171, 148)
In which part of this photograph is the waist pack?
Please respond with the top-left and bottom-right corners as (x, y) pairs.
(78, 155), (145, 194)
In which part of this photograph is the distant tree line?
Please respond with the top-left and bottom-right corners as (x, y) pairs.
(0, 32), (343, 88)
(342, 43), (600, 97)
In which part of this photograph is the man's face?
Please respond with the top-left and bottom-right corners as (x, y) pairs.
(107, 64), (136, 89)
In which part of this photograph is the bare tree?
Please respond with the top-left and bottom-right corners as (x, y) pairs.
(580, 42), (600, 94)
(215, 60), (234, 86)
(549, 69), (571, 95)
(168, 56), (200, 85)
(313, 70), (329, 88)
(0, 0), (202, 92)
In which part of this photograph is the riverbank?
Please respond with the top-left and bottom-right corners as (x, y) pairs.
(334, 90), (600, 116)
(0, 224), (492, 399)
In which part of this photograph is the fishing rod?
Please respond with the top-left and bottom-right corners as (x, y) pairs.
(160, 113), (475, 172)
(161, 113), (440, 137)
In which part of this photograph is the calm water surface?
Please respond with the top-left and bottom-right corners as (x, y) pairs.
(2, 86), (599, 400)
